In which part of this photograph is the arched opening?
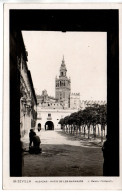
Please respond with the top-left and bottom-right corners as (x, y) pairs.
(45, 121), (54, 130)
(38, 123), (41, 131)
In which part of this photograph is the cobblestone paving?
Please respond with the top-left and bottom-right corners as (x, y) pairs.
(22, 129), (104, 176)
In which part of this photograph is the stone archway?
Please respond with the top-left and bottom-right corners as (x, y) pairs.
(45, 121), (54, 130)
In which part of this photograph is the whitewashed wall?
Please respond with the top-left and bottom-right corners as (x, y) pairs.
(36, 107), (78, 130)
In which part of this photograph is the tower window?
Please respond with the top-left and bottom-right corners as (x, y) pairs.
(61, 72), (63, 76)
(48, 113), (51, 117)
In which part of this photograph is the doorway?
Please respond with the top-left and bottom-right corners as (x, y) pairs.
(45, 121), (54, 130)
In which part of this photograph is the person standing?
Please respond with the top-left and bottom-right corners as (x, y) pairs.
(29, 129), (36, 147)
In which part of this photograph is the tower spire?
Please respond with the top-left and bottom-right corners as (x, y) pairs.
(62, 55), (64, 63)
(62, 55), (65, 66)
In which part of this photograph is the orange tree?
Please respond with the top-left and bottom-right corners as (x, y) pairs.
(59, 104), (107, 139)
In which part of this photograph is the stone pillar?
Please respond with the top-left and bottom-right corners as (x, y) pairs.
(102, 29), (119, 176)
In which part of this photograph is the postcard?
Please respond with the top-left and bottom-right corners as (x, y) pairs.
(3, 3), (122, 190)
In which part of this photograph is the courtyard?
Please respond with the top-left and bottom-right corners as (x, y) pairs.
(22, 129), (104, 176)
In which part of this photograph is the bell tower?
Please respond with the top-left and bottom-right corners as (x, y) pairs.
(55, 56), (71, 108)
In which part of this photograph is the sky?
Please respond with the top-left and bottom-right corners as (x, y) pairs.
(22, 31), (107, 101)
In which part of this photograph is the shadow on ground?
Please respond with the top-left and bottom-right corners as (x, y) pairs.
(56, 130), (104, 148)
(23, 143), (103, 177)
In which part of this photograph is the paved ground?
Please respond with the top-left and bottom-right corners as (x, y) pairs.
(22, 129), (104, 176)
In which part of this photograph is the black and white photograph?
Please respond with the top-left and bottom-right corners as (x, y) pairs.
(3, 3), (121, 190)
(21, 31), (107, 177)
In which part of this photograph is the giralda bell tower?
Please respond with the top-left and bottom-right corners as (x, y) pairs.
(55, 56), (71, 108)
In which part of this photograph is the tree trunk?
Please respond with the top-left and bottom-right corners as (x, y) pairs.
(71, 125), (72, 134)
(78, 125), (81, 135)
(81, 125), (83, 133)
(88, 125), (90, 139)
(84, 125), (86, 137)
(89, 125), (91, 136)
(103, 125), (105, 137)
(63, 125), (65, 131)
(91, 125), (93, 137)
(66, 125), (68, 133)
(68, 125), (69, 133)
(98, 124), (100, 136)
(104, 129), (105, 137)
(93, 125), (96, 138)
(76, 125), (78, 135)
(80, 126), (81, 136)
(101, 124), (103, 144)
(65, 125), (66, 132)
(73, 125), (75, 135)
(69, 125), (71, 133)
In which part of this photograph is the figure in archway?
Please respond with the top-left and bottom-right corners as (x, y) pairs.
(38, 123), (41, 132)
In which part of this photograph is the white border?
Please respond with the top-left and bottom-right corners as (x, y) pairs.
(3, 3), (122, 190)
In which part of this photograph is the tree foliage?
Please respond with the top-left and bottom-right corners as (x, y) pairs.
(58, 104), (107, 127)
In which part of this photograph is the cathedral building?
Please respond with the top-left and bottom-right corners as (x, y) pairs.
(37, 56), (81, 110)
(36, 56), (106, 130)
(36, 56), (80, 130)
